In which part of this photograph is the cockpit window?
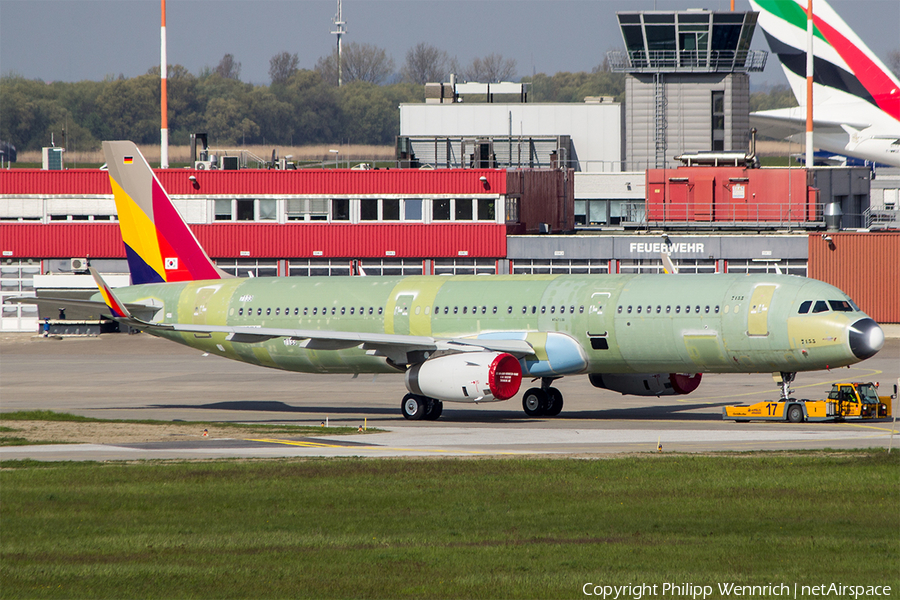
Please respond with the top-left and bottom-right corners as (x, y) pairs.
(829, 300), (853, 312)
(798, 300), (812, 314)
(812, 300), (829, 313)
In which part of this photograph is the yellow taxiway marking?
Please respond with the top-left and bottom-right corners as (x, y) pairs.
(246, 438), (364, 449)
(247, 438), (518, 455)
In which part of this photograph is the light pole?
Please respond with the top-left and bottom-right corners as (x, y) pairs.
(329, 149), (339, 169)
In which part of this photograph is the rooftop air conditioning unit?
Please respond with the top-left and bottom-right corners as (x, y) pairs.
(194, 160), (214, 170)
(70, 258), (89, 272)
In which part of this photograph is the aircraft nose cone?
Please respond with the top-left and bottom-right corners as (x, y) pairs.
(849, 318), (884, 360)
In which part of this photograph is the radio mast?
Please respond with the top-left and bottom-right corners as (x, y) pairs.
(331, 0), (346, 86)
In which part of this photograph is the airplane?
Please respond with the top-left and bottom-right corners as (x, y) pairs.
(9, 140), (885, 420)
(749, 0), (900, 167)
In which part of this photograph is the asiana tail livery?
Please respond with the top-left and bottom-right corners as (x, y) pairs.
(23, 141), (886, 420)
(749, 0), (900, 166)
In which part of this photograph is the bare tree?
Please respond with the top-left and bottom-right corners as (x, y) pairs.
(215, 54), (242, 80)
(461, 53), (517, 83)
(269, 51), (300, 85)
(401, 43), (451, 84)
(315, 42), (395, 85)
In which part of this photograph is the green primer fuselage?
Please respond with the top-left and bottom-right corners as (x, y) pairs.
(103, 274), (865, 375)
(105, 273), (866, 376)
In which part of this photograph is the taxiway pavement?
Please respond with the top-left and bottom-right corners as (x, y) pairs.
(2, 333), (898, 460)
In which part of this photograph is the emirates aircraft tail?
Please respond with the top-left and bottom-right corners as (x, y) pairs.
(749, 0), (900, 166)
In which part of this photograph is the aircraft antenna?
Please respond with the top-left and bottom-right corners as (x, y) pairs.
(331, 0), (346, 87)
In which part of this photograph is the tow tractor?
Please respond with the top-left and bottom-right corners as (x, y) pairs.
(723, 375), (895, 423)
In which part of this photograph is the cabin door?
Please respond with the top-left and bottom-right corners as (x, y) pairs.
(393, 294), (414, 335)
(747, 284), (776, 336)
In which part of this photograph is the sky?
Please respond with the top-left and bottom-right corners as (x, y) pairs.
(0, 0), (898, 88)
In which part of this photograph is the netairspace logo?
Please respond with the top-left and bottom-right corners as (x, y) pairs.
(582, 582), (893, 599)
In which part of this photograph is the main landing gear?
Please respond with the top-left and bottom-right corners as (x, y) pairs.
(522, 379), (564, 417)
(401, 393), (443, 421)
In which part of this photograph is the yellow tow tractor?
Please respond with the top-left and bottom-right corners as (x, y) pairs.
(723, 380), (895, 423)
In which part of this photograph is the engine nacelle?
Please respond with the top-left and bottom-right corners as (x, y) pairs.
(589, 372), (702, 396)
(405, 352), (522, 402)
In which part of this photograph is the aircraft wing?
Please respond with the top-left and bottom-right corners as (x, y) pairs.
(4, 295), (161, 322)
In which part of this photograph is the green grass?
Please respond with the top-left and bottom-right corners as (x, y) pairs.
(1, 452), (897, 599)
(0, 410), (379, 436)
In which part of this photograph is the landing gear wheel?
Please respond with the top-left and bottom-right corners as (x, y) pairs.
(401, 393), (428, 420)
(544, 387), (564, 417)
(786, 404), (804, 423)
(523, 388), (548, 417)
(424, 399), (443, 421)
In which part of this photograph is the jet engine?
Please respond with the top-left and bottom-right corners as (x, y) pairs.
(405, 352), (522, 402)
(589, 373), (702, 396)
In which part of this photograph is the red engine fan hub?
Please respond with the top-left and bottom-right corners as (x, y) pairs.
(488, 353), (523, 400)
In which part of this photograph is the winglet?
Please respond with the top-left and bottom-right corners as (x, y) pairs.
(90, 267), (133, 320)
(661, 253), (679, 275)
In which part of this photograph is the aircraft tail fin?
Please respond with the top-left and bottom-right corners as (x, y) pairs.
(750, 0), (900, 123)
(102, 141), (230, 285)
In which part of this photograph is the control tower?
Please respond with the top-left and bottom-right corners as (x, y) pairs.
(607, 10), (767, 170)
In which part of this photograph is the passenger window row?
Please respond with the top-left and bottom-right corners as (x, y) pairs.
(617, 305), (720, 315)
(239, 306), (385, 317)
(797, 299), (855, 314)
(432, 305), (586, 316)
(237, 305), (590, 318)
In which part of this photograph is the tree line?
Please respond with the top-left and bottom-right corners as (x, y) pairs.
(1, 42), (801, 154)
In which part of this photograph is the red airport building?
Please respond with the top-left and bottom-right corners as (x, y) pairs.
(1, 166), (898, 332)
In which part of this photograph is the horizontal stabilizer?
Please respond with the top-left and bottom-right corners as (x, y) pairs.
(4, 295), (159, 322)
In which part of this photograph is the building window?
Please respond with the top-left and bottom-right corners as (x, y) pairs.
(382, 199), (400, 221)
(236, 199), (255, 221)
(477, 199), (495, 221)
(711, 90), (725, 151)
(512, 259), (609, 275)
(360, 199), (378, 221)
(287, 199), (329, 221)
(357, 259), (424, 276)
(332, 199), (350, 221)
(258, 199), (277, 221)
(433, 258), (496, 275)
(215, 259), (277, 278)
(404, 199), (423, 221)
(505, 197), (519, 223)
(433, 199), (451, 221)
(214, 199), (232, 221)
(455, 198), (473, 221)
(215, 199), (275, 222)
(288, 259), (352, 277)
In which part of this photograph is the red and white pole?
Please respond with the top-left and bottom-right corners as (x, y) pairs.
(160, 0), (169, 168)
(805, 0), (814, 169)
